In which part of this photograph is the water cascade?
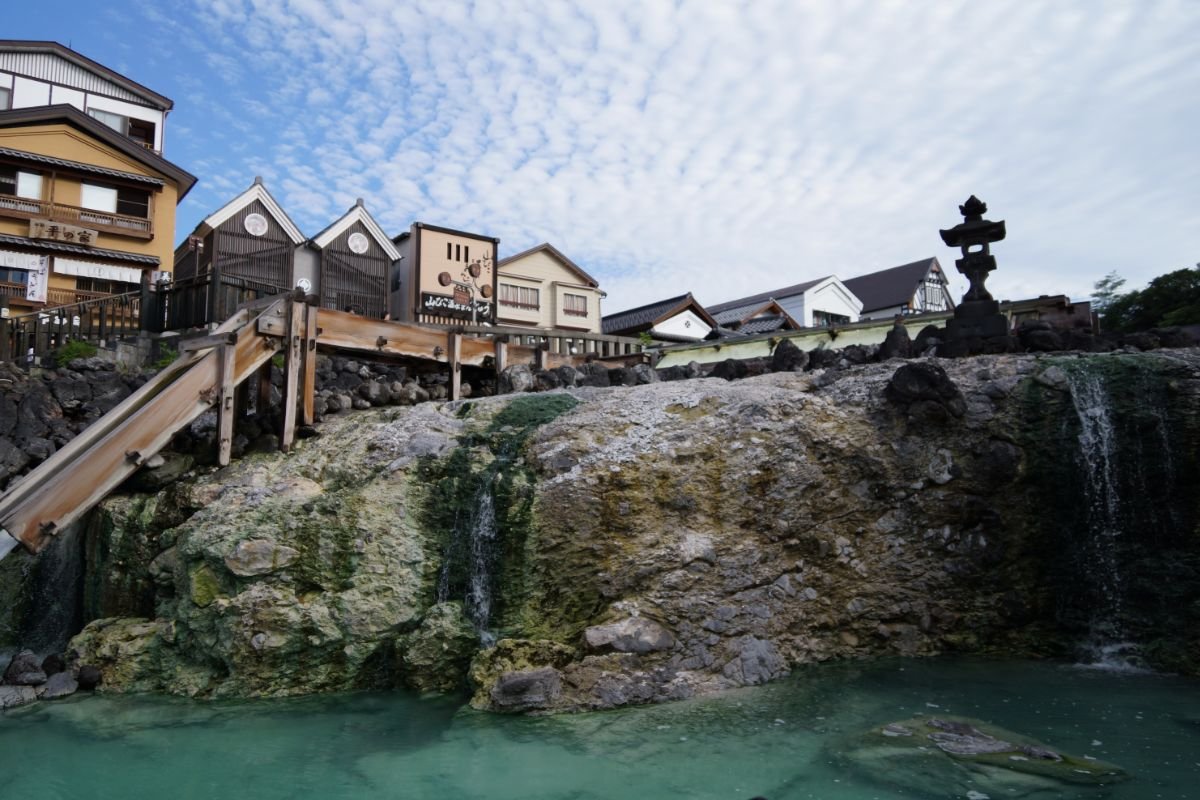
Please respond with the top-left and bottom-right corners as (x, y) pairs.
(436, 466), (502, 644)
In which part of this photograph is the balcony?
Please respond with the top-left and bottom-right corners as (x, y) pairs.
(0, 195), (152, 239)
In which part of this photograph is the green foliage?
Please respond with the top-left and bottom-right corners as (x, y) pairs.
(1091, 271), (1126, 315)
(637, 331), (654, 347)
(53, 339), (98, 367)
(150, 346), (178, 371)
(1102, 265), (1200, 333)
(272, 353), (285, 369)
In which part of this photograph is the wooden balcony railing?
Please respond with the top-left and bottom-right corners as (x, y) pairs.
(0, 194), (153, 239)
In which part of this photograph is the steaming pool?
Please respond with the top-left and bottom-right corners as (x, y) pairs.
(2, 656), (1197, 800)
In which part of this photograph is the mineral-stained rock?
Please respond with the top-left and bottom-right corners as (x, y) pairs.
(224, 539), (300, 577)
(397, 602), (479, 693)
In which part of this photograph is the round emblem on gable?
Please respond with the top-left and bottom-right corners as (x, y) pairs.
(347, 233), (369, 254)
(296, 278), (312, 293)
(244, 213), (269, 237)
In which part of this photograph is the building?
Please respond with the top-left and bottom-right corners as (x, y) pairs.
(706, 275), (863, 332)
(0, 41), (194, 315)
(304, 200), (399, 319)
(390, 222), (499, 325)
(495, 243), (604, 334)
(602, 292), (719, 343)
(842, 257), (954, 320)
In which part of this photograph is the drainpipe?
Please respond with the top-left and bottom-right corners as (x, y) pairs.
(0, 528), (19, 562)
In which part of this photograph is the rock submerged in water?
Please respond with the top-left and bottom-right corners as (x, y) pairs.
(838, 715), (1128, 798)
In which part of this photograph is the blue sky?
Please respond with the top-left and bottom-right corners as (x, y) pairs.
(8, 1), (1199, 312)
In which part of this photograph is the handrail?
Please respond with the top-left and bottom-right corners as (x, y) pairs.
(0, 194), (153, 237)
(4, 290), (142, 321)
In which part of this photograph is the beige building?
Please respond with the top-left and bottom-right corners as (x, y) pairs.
(0, 41), (193, 315)
(390, 222), (499, 325)
(495, 243), (604, 334)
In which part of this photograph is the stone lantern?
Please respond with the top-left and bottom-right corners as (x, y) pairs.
(938, 195), (1011, 354)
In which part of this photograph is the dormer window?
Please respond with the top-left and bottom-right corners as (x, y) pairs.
(88, 108), (156, 150)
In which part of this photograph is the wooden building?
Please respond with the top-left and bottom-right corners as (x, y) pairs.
(842, 257), (954, 320)
(0, 41), (193, 316)
(496, 242), (604, 334)
(602, 293), (719, 343)
(390, 222), (499, 325)
(305, 200), (399, 319)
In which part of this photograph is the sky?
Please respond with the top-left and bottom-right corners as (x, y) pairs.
(8, 1), (1199, 313)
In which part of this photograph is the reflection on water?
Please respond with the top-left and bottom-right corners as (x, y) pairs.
(1, 657), (1198, 800)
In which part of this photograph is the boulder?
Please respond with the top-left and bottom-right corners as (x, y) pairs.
(533, 369), (562, 392)
(76, 664), (102, 691)
(575, 362), (611, 387)
(3, 650), (46, 686)
(631, 364), (659, 385)
(584, 617), (676, 654)
(498, 364), (535, 394)
(37, 671), (78, 700)
(878, 321), (913, 360)
(885, 362), (967, 420)
(710, 358), (748, 381)
(489, 667), (563, 712)
(0, 685), (37, 710)
(771, 338), (809, 372)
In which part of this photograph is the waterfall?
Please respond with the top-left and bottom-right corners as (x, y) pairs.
(435, 465), (501, 645)
(1064, 366), (1146, 671)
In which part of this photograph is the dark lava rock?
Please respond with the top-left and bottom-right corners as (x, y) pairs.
(913, 324), (943, 355)
(76, 664), (103, 691)
(710, 358), (748, 381)
(490, 667), (563, 712)
(37, 671), (78, 700)
(771, 338), (809, 372)
(498, 364), (534, 394)
(576, 362), (611, 388)
(878, 321), (913, 360)
(607, 366), (637, 387)
(885, 362), (967, 421)
(533, 369), (562, 391)
(3, 650), (47, 686)
(808, 347), (839, 370)
(40, 653), (66, 677)
(553, 366), (580, 387)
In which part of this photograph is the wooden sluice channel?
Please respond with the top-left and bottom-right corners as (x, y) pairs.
(0, 293), (643, 560)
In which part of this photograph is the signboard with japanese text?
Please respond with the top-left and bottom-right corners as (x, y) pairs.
(0, 249), (45, 271)
(420, 292), (491, 320)
(24, 256), (49, 303)
(29, 219), (98, 246)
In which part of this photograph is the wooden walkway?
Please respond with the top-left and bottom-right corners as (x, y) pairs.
(0, 293), (642, 559)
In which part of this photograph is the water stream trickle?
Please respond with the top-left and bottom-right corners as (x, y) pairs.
(435, 463), (502, 645)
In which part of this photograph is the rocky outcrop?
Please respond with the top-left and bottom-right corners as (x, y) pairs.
(17, 349), (1194, 714)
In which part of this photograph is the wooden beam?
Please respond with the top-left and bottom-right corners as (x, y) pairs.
(178, 332), (239, 352)
(280, 300), (304, 452)
(493, 338), (507, 377)
(216, 343), (236, 466)
(448, 331), (462, 401)
(316, 309), (494, 366)
(301, 303), (319, 425)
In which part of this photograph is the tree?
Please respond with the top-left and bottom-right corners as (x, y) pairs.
(1091, 271), (1126, 315)
(1102, 264), (1200, 333)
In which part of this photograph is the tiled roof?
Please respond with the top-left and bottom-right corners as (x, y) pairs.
(0, 232), (160, 265)
(0, 146), (165, 187)
(602, 293), (705, 335)
(842, 258), (942, 313)
(737, 315), (792, 336)
(707, 277), (829, 315)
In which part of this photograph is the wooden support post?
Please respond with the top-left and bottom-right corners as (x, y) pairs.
(0, 319), (10, 363)
(448, 331), (462, 401)
(256, 360), (272, 415)
(280, 300), (304, 452)
(493, 337), (507, 378)
(534, 344), (547, 372)
(301, 304), (319, 425)
(217, 343), (236, 467)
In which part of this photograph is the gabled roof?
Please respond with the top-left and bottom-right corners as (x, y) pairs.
(0, 40), (173, 110)
(310, 200), (401, 260)
(189, 178), (305, 245)
(710, 299), (801, 329)
(0, 105), (195, 197)
(842, 258), (947, 313)
(602, 292), (718, 335)
(707, 276), (830, 315)
(498, 242), (599, 288)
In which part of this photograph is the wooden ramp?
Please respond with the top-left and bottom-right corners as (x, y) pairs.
(0, 298), (643, 559)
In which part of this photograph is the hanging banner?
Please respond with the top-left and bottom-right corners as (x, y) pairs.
(24, 256), (49, 303)
(0, 249), (44, 271)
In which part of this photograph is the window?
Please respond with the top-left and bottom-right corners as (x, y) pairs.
(81, 182), (150, 219)
(812, 310), (850, 327)
(87, 108), (156, 149)
(0, 87), (11, 111)
(563, 293), (588, 316)
(499, 283), (539, 310)
(0, 267), (30, 285)
(0, 166), (43, 199)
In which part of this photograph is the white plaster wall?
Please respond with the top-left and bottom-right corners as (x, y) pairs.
(49, 85), (85, 110)
(12, 76), (50, 107)
(84, 94), (164, 151)
(807, 282), (862, 325)
(653, 310), (711, 340)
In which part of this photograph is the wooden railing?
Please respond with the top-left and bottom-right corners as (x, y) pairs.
(0, 195), (153, 239)
(0, 291), (142, 364)
(431, 321), (644, 359)
(143, 273), (289, 333)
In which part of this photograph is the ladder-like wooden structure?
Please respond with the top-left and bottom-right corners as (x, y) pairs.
(0, 295), (643, 559)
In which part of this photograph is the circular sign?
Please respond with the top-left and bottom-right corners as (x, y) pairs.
(347, 232), (369, 254)
(296, 278), (312, 293)
(244, 213), (268, 237)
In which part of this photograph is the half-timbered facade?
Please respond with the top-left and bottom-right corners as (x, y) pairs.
(307, 201), (399, 319)
(391, 222), (499, 325)
(842, 257), (954, 320)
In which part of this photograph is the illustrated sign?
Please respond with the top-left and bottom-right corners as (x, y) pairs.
(29, 219), (98, 246)
(421, 291), (491, 319)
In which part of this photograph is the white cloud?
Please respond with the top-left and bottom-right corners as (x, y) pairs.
(164, 0), (1200, 312)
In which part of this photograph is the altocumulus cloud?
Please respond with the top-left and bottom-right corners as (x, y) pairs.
(165, 0), (1199, 311)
